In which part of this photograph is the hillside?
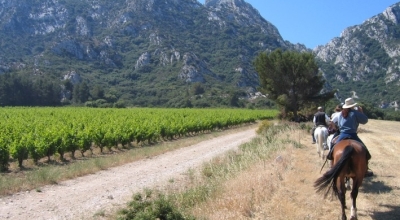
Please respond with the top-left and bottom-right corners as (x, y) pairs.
(314, 2), (400, 108)
(0, 0), (307, 108)
(0, 0), (400, 108)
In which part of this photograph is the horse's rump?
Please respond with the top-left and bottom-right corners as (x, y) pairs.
(314, 139), (368, 219)
(314, 126), (329, 158)
(314, 139), (367, 197)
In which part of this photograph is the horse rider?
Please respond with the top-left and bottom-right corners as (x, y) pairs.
(329, 104), (342, 135)
(311, 106), (330, 144)
(326, 97), (373, 177)
(330, 104), (342, 125)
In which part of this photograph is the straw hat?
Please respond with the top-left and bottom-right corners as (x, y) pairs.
(342, 98), (358, 109)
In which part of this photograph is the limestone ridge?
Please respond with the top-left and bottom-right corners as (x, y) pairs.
(2, 0), (398, 107)
(0, 0), (303, 105)
(314, 2), (400, 107)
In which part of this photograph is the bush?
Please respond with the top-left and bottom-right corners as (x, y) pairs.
(256, 120), (273, 134)
(117, 193), (193, 220)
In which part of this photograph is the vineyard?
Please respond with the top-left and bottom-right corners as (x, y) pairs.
(0, 107), (277, 171)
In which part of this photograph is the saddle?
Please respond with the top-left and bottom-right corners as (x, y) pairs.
(328, 136), (371, 160)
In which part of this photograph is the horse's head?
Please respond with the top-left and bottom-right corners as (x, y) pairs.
(328, 121), (338, 134)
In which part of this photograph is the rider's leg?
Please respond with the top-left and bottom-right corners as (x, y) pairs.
(327, 132), (340, 160)
(311, 127), (316, 143)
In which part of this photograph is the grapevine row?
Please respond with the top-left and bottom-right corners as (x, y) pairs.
(0, 107), (277, 171)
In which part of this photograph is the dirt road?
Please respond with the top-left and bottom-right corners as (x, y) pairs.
(0, 127), (257, 220)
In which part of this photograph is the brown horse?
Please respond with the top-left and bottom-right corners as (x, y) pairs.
(314, 139), (368, 220)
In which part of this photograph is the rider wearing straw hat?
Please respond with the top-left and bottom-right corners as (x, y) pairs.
(327, 97), (373, 176)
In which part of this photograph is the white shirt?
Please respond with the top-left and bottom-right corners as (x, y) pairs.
(331, 111), (341, 125)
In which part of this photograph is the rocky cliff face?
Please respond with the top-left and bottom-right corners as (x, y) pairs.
(4, 0), (398, 107)
(314, 2), (400, 106)
(1, 0), (305, 105)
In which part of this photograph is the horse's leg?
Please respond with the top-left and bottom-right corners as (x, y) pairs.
(321, 132), (326, 159)
(350, 172), (364, 220)
(314, 131), (320, 157)
(316, 129), (325, 159)
(323, 132), (328, 151)
(350, 183), (359, 220)
(337, 177), (347, 220)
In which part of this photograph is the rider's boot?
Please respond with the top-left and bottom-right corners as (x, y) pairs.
(364, 147), (373, 177)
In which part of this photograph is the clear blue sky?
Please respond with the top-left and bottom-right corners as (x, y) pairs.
(199, 0), (400, 49)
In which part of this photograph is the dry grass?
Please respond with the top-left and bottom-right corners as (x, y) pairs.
(157, 119), (400, 220)
(185, 123), (307, 220)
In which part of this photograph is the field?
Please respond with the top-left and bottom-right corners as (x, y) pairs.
(0, 107), (277, 171)
(187, 119), (400, 220)
(0, 118), (399, 219)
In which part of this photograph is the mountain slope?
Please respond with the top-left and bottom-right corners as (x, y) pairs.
(314, 2), (400, 108)
(1, 0), (399, 109)
(0, 0), (308, 107)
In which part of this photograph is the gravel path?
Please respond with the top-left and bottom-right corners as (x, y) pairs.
(0, 127), (257, 220)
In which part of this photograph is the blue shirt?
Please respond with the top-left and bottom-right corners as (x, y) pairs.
(338, 109), (368, 134)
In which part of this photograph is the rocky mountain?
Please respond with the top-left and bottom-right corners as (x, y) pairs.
(0, 0), (309, 107)
(314, 2), (400, 108)
(0, 0), (399, 109)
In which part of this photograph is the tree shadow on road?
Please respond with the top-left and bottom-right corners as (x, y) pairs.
(361, 176), (394, 194)
(361, 176), (400, 220)
(371, 205), (400, 220)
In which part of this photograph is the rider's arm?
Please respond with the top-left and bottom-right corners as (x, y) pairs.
(325, 114), (330, 124)
(354, 109), (368, 124)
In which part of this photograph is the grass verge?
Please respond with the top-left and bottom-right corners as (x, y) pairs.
(115, 121), (309, 220)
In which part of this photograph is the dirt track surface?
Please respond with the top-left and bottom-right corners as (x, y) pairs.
(0, 128), (257, 220)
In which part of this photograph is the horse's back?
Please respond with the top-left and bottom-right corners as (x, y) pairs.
(333, 139), (367, 178)
(315, 126), (328, 137)
(334, 139), (366, 158)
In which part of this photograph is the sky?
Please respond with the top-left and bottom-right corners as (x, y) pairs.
(200, 0), (400, 49)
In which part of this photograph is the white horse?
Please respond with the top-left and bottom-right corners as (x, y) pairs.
(314, 125), (328, 159)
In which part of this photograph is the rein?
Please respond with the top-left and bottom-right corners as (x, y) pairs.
(320, 158), (328, 173)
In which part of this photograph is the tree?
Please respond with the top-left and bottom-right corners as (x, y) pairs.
(254, 49), (334, 120)
(90, 85), (105, 100)
(72, 82), (90, 104)
(192, 82), (205, 95)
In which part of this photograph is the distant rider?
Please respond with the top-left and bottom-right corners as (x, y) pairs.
(311, 106), (329, 144)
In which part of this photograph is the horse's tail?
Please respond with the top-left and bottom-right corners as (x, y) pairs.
(314, 144), (354, 198)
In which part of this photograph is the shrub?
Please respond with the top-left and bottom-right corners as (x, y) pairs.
(117, 193), (193, 220)
(256, 120), (273, 134)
